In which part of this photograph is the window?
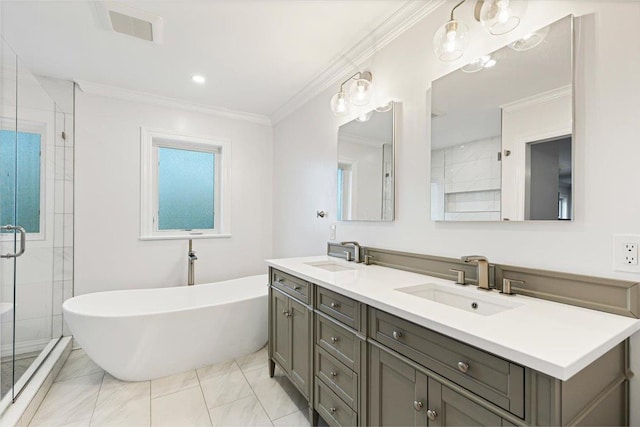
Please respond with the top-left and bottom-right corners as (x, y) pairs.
(140, 128), (231, 240)
(0, 121), (45, 238)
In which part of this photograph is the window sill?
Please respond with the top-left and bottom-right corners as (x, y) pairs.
(139, 234), (232, 241)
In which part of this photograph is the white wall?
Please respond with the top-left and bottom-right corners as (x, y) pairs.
(273, 1), (640, 423)
(75, 92), (273, 295)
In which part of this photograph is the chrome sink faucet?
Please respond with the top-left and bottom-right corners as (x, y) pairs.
(461, 255), (490, 290)
(188, 239), (198, 286)
(341, 241), (361, 263)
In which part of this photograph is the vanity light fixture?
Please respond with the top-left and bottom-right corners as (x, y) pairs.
(474, 0), (527, 36)
(192, 74), (206, 84)
(461, 55), (497, 73)
(508, 25), (550, 51)
(374, 101), (394, 113)
(355, 110), (374, 122)
(330, 71), (373, 116)
(433, 0), (469, 62)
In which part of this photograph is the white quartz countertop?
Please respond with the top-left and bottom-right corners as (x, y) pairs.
(266, 255), (640, 381)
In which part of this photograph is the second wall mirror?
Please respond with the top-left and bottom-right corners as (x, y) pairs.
(338, 102), (396, 222)
(430, 15), (573, 222)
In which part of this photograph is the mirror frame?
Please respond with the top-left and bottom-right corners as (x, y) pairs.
(429, 15), (575, 222)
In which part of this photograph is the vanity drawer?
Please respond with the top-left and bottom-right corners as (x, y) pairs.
(271, 269), (309, 304)
(315, 345), (358, 410)
(370, 309), (525, 418)
(316, 314), (360, 371)
(316, 286), (359, 330)
(315, 379), (357, 427)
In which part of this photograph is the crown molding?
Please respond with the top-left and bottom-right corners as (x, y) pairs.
(76, 80), (272, 126)
(270, 0), (446, 125)
(501, 85), (572, 112)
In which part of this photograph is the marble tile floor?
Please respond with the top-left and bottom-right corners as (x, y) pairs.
(28, 347), (328, 427)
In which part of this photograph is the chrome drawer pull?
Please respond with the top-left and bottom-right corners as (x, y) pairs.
(457, 361), (469, 373)
(426, 409), (438, 421)
(330, 371), (338, 378)
(276, 280), (285, 286)
(413, 401), (423, 411)
(330, 302), (340, 309)
(282, 310), (291, 317)
(330, 336), (339, 343)
(392, 331), (403, 340)
(330, 407), (337, 414)
(293, 285), (301, 291)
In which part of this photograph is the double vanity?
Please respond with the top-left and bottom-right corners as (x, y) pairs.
(266, 251), (640, 426)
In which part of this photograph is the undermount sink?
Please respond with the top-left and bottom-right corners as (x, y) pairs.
(395, 283), (523, 316)
(305, 260), (356, 272)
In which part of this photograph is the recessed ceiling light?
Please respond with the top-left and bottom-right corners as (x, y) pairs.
(192, 75), (206, 84)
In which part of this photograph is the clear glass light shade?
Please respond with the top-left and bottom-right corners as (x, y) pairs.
(433, 20), (469, 62)
(356, 110), (374, 122)
(330, 92), (350, 116)
(508, 25), (550, 51)
(375, 101), (393, 113)
(478, 0), (527, 35)
(348, 79), (373, 106)
(461, 55), (497, 73)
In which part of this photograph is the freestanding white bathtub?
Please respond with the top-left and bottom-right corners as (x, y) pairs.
(62, 274), (268, 381)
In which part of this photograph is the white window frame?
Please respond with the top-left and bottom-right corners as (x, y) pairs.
(140, 127), (231, 240)
(0, 117), (46, 242)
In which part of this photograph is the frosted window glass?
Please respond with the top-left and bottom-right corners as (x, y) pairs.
(0, 130), (41, 233)
(158, 147), (214, 230)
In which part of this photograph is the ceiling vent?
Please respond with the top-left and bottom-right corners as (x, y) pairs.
(101, 2), (164, 44)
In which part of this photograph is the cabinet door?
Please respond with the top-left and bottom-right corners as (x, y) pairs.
(427, 377), (502, 426)
(369, 345), (428, 427)
(271, 289), (290, 370)
(289, 297), (311, 399)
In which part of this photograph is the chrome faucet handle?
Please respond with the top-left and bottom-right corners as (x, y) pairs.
(449, 269), (466, 285)
(364, 255), (375, 265)
(344, 251), (353, 262)
(501, 278), (525, 296)
(340, 241), (362, 263)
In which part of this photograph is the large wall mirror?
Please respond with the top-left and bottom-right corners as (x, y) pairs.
(430, 15), (573, 222)
(337, 102), (395, 221)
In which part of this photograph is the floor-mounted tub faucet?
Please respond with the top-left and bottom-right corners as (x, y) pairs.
(461, 255), (490, 290)
(188, 239), (197, 286)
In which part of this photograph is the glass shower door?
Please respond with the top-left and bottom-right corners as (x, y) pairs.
(0, 41), (66, 405)
(0, 38), (18, 402)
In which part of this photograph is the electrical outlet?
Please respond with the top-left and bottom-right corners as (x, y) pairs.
(329, 224), (336, 241)
(614, 235), (640, 272)
(624, 243), (638, 265)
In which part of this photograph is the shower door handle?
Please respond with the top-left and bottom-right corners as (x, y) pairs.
(1, 225), (26, 258)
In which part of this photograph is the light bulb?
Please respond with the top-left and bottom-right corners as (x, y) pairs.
(478, 0), (526, 36)
(348, 78), (372, 106)
(330, 92), (350, 116)
(433, 19), (469, 62)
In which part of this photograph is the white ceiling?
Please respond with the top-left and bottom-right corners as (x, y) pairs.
(1, 1), (422, 120)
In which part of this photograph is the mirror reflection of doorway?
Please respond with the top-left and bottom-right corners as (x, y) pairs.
(525, 135), (572, 220)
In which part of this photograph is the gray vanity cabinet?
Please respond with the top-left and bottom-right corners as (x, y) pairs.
(268, 266), (631, 427)
(369, 345), (514, 427)
(269, 275), (312, 400)
(369, 344), (428, 426)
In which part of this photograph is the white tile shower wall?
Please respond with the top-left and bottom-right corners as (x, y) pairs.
(0, 71), (71, 355)
(74, 93), (273, 295)
(271, 2), (640, 423)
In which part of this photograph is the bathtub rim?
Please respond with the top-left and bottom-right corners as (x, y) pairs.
(63, 274), (268, 319)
